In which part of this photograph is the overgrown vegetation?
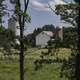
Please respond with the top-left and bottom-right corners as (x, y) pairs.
(0, 48), (71, 80)
(0, 0), (79, 80)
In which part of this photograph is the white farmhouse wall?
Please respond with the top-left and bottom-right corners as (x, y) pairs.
(36, 32), (51, 48)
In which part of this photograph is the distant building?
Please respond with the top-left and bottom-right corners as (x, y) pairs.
(58, 27), (63, 41)
(36, 31), (53, 48)
(8, 18), (20, 36)
(55, 27), (63, 41)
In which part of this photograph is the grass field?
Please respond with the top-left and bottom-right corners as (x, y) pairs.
(0, 48), (71, 80)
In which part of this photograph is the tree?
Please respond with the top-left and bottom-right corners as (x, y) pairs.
(10, 0), (31, 80)
(55, 4), (77, 26)
(63, 27), (77, 48)
(0, 0), (6, 26)
(0, 27), (15, 58)
(55, 1), (80, 80)
(74, 1), (80, 80)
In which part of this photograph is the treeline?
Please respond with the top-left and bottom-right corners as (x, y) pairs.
(0, 25), (77, 49)
(63, 27), (77, 48)
(0, 27), (16, 56)
(24, 24), (56, 47)
(24, 24), (77, 48)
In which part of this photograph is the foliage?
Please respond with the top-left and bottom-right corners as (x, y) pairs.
(10, 0), (30, 80)
(33, 24), (55, 36)
(74, 0), (80, 3)
(54, 1), (78, 80)
(0, 27), (15, 56)
(10, 0), (31, 24)
(60, 48), (76, 80)
(63, 27), (77, 48)
(55, 3), (78, 26)
(0, 0), (6, 26)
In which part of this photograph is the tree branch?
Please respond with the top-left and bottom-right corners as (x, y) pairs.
(48, 3), (56, 13)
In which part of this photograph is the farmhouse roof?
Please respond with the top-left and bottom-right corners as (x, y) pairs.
(43, 31), (53, 37)
(36, 31), (53, 37)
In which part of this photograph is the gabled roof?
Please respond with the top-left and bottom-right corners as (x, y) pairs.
(36, 31), (53, 37)
(42, 31), (53, 37)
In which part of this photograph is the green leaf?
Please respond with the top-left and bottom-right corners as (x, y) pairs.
(74, 0), (80, 3)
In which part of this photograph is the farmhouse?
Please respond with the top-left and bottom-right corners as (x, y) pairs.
(36, 31), (53, 48)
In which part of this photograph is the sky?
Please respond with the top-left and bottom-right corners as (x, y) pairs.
(3, 0), (74, 35)
(26, 0), (73, 34)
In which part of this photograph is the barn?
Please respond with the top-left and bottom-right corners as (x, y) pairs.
(36, 31), (53, 48)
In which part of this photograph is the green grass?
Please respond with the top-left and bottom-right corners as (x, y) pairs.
(0, 48), (71, 80)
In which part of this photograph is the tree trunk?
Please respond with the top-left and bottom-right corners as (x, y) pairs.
(75, 5), (80, 80)
(20, 25), (24, 80)
(16, 0), (29, 80)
